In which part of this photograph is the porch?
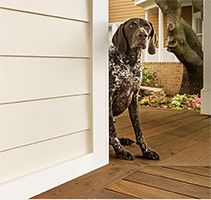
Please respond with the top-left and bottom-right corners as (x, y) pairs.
(33, 107), (211, 199)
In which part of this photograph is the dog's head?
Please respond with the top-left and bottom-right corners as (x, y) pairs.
(112, 18), (155, 55)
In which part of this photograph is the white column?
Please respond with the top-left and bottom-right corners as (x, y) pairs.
(158, 8), (164, 62)
(201, 0), (211, 115)
(145, 10), (148, 20)
(144, 10), (149, 62)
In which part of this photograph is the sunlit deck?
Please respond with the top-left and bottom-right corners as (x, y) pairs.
(33, 107), (211, 199)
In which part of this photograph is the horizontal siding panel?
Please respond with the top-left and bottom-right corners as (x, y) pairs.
(109, 0), (144, 23)
(0, 95), (90, 152)
(0, 8), (89, 57)
(0, 57), (90, 103)
(0, 0), (90, 22)
(0, 130), (92, 183)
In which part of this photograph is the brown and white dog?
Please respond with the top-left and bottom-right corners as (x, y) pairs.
(109, 18), (160, 160)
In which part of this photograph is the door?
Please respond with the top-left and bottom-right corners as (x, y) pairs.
(0, 1), (108, 199)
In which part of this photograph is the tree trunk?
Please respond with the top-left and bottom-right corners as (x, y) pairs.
(154, 0), (203, 94)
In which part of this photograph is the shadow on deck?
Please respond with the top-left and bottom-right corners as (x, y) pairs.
(33, 107), (211, 199)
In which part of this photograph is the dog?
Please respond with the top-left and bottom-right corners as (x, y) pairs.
(109, 18), (160, 160)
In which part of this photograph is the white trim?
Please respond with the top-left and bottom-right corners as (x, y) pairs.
(91, 0), (109, 165)
(134, 0), (147, 5)
(201, 0), (211, 115)
(0, 153), (107, 200)
(0, 0), (109, 199)
(144, 10), (148, 21)
(201, 89), (211, 115)
(193, 11), (202, 32)
(158, 8), (164, 62)
(134, 0), (156, 9)
(145, 3), (158, 11)
(181, 1), (192, 7)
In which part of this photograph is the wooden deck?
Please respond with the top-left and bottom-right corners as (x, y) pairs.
(33, 107), (211, 199)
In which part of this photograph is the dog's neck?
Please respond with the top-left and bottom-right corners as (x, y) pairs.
(109, 46), (142, 79)
(110, 46), (141, 67)
(123, 48), (142, 66)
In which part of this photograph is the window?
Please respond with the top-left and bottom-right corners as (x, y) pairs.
(193, 12), (203, 43)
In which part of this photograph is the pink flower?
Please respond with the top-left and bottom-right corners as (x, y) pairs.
(194, 97), (201, 105)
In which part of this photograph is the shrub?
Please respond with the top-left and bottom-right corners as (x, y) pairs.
(142, 65), (157, 87)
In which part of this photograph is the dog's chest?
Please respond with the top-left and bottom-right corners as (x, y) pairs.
(109, 49), (142, 94)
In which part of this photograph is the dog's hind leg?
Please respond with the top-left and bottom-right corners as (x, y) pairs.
(113, 112), (135, 146)
(109, 100), (135, 160)
(128, 94), (160, 160)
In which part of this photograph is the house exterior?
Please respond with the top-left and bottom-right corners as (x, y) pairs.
(109, 0), (145, 44)
(134, 0), (211, 115)
(108, 0), (185, 95)
(133, 0), (202, 63)
(134, 0), (202, 95)
(0, 1), (108, 199)
(109, 0), (211, 115)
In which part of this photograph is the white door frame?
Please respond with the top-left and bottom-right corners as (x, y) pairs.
(0, 0), (109, 199)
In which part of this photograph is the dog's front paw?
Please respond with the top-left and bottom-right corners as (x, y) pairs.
(142, 149), (160, 160)
(115, 150), (135, 160)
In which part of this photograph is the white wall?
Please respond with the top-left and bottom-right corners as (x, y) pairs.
(0, 0), (108, 199)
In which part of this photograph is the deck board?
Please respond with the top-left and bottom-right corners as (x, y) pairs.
(107, 179), (190, 199)
(33, 107), (211, 199)
(124, 169), (211, 199)
(139, 166), (211, 188)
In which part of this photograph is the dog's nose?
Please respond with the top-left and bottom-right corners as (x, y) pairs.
(137, 32), (147, 38)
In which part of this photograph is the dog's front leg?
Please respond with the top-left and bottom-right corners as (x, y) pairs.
(109, 99), (135, 160)
(128, 94), (160, 160)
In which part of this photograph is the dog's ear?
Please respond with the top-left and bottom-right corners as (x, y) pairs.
(148, 22), (156, 55)
(112, 23), (127, 54)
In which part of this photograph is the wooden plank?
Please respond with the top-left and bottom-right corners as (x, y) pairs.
(90, 189), (134, 199)
(125, 170), (211, 199)
(0, 9), (89, 57)
(148, 118), (210, 148)
(0, 57), (90, 103)
(199, 155), (211, 166)
(0, 0), (90, 22)
(107, 179), (190, 199)
(119, 111), (202, 138)
(140, 166), (211, 188)
(0, 95), (90, 151)
(159, 141), (211, 166)
(143, 112), (204, 138)
(164, 166), (211, 177)
(153, 126), (210, 161)
(0, 130), (92, 183)
(33, 160), (145, 199)
(117, 107), (185, 130)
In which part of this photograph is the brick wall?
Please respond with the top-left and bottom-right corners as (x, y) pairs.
(143, 62), (184, 95)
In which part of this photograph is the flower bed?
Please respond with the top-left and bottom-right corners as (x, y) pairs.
(140, 91), (201, 111)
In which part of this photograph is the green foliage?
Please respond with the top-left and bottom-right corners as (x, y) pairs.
(140, 90), (170, 107)
(142, 65), (157, 86)
(140, 92), (201, 111)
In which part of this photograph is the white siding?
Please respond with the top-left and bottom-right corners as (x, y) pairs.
(0, 57), (90, 103)
(0, 9), (89, 57)
(0, 0), (92, 185)
(0, 0), (89, 21)
(0, 95), (90, 152)
(0, 1), (108, 199)
(0, 130), (92, 183)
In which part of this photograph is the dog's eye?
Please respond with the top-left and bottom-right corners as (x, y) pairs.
(143, 25), (150, 31)
(129, 23), (137, 28)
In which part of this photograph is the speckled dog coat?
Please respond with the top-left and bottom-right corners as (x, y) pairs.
(109, 18), (160, 160)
